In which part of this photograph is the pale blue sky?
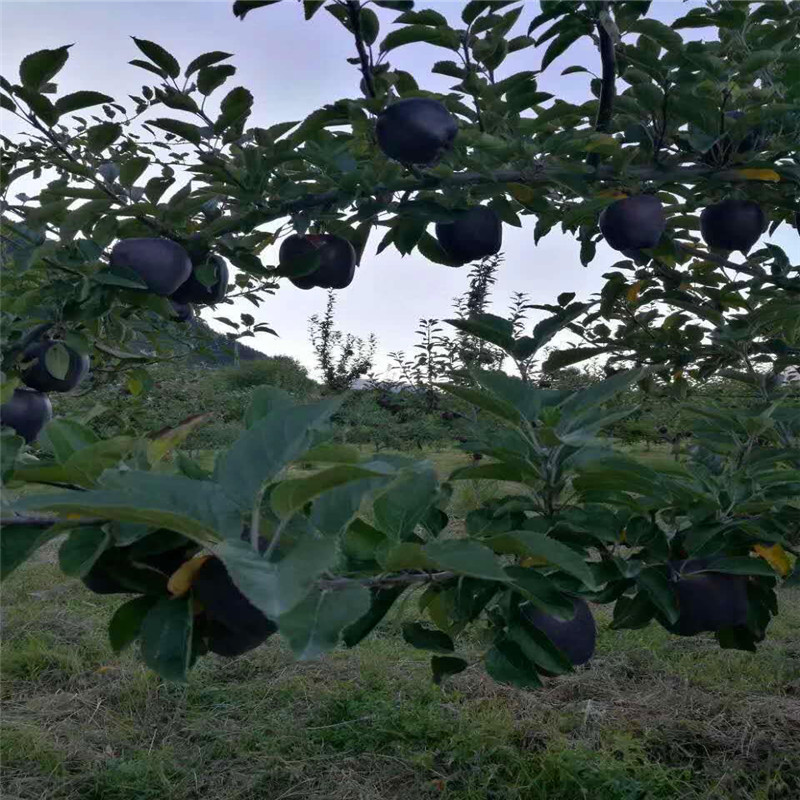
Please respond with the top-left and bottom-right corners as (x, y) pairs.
(2, 1), (795, 377)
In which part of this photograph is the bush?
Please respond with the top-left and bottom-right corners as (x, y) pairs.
(215, 356), (317, 397)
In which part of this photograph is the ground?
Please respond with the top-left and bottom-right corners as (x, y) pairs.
(2, 446), (799, 800)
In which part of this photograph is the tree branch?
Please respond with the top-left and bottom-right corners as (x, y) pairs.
(588, 3), (616, 169)
(317, 571), (455, 590)
(675, 242), (800, 293)
(346, 0), (376, 99)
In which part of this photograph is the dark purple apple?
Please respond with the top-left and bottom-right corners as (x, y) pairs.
(376, 98), (458, 165)
(171, 255), (229, 305)
(599, 195), (666, 252)
(279, 234), (356, 290)
(192, 556), (277, 656)
(109, 238), (192, 296)
(20, 340), (89, 393)
(700, 199), (765, 253)
(0, 388), (52, 443)
(520, 597), (596, 666)
(435, 206), (502, 265)
(664, 558), (748, 636)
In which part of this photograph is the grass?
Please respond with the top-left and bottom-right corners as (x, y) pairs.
(3, 445), (800, 799)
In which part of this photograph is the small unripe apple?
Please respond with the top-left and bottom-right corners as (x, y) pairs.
(279, 234), (356, 290)
(110, 238), (192, 296)
(171, 255), (229, 305)
(20, 340), (89, 393)
(700, 199), (765, 253)
(520, 597), (596, 667)
(0, 388), (53, 443)
(665, 558), (748, 636)
(435, 206), (502, 265)
(599, 195), (666, 252)
(376, 98), (457, 165)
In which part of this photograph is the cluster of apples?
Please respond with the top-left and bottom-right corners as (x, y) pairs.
(599, 193), (769, 256)
(83, 531), (276, 657)
(0, 237), (229, 445)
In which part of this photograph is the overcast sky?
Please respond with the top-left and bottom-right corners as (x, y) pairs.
(2, 1), (796, 379)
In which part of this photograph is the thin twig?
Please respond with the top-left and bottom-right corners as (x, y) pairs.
(346, 0), (376, 99)
(588, 2), (616, 169)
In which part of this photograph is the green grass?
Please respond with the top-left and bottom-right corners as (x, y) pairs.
(3, 446), (800, 799)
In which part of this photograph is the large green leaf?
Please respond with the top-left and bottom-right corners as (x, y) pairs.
(185, 50), (233, 77)
(109, 595), (159, 653)
(54, 91), (113, 115)
(424, 540), (508, 581)
(278, 584), (371, 660)
(271, 464), (389, 520)
(373, 463), (438, 540)
(140, 595), (193, 682)
(431, 656), (468, 684)
(490, 531), (597, 589)
(445, 314), (516, 353)
(58, 526), (110, 577)
(215, 395), (344, 511)
(402, 622), (455, 653)
(1, 430), (23, 483)
(19, 45), (71, 91)
(438, 384), (521, 426)
(508, 617), (573, 675)
(485, 639), (542, 689)
(504, 566), (576, 620)
(637, 566), (679, 624)
(16, 472), (240, 543)
(342, 586), (405, 647)
(380, 25), (459, 53)
(131, 37), (180, 78)
(0, 523), (60, 581)
(311, 475), (392, 536)
(41, 418), (98, 463)
(149, 118), (204, 145)
(244, 385), (294, 428)
(217, 536), (337, 619)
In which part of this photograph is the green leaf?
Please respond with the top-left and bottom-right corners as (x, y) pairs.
(15, 87), (58, 125)
(510, 616), (573, 675)
(0, 523), (60, 581)
(118, 156), (149, 188)
(197, 64), (236, 96)
(54, 90), (113, 115)
(402, 622), (454, 653)
(141, 595), (193, 682)
(214, 86), (253, 133)
(610, 593), (656, 630)
(149, 118), (204, 145)
(147, 414), (212, 465)
(41, 418), (98, 463)
(131, 37), (180, 78)
(216, 395), (344, 511)
(445, 313), (516, 353)
(490, 532), (598, 589)
(58, 526), (110, 577)
(504, 567), (576, 620)
(709, 557), (779, 577)
(543, 346), (607, 372)
(380, 25), (459, 53)
(540, 28), (586, 71)
(432, 60), (466, 79)
(416, 232), (462, 266)
(109, 595), (159, 653)
(271, 464), (388, 519)
(373, 463), (438, 539)
(637, 566), (679, 624)
(17, 472), (240, 543)
(342, 586), (406, 647)
(185, 50), (233, 77)
(129, 59), (167, 78)
(20, 45), (71, 91)
(395, 9), (446, 26)
(485, 639), (542, 689)
(431, 655), (468, 684)
(244, 385), (294, 428)
(44, 342), (70, 380)
(217, 536), (337, 619)
(438, 383), (521, 426)
(738, 50), (775, 75)
(1, 93), (15, 113)
(424, 540), (508, 581)
(360, 8), (380, 46)
(629, 18), (684, 52)
(86, 122), (122, 153)
(377, 542), (438, 571)
(278, 584), (371, 660)
(232, 0), (281, 19)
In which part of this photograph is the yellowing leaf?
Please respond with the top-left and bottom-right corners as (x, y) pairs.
(673, 370), (684, 381)
(167, 554), (210, 596)
(597, 190), (628, 199)
(626, 281), (644, 303)
(753, 543), (791, 577)
(147, 413), (214, 465)
(520, 555), (548, 567)
(507, 183), (537, 205)
(619, 528), (627, 544)
(735, 168), (780, 182)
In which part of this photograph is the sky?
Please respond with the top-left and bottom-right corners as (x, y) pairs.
(1, 1), (796, 379)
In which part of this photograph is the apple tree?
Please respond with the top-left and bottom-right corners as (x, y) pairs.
(1, 0), (799, 685)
